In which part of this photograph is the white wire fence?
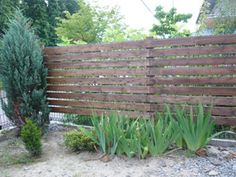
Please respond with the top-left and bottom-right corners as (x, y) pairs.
(0, 90), (65, 130)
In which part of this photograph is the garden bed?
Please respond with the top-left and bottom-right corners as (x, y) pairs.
(0, 124), (235, 177)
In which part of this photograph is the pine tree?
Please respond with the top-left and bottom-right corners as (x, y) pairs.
(21, 0), (50, 45)
(60, 0), (79, 15)
(0, 0), (19, 36)
(48, 0), (61, 46)
(0, 11), (50, 128)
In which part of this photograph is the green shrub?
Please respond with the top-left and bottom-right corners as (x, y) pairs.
(174, 104), (215, 152)
(21, 119), (42, 157)
(64, 130), (95, 152)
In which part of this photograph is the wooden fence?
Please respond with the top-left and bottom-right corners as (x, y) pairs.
(44, 35), (236, 125)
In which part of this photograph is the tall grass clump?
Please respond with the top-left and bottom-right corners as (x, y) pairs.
(80, 104), (214, 158)
(81, 112), (178, 158)
(174, 104), (215, 152)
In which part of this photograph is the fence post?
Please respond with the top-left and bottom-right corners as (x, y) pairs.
(145, 37), (156, 118)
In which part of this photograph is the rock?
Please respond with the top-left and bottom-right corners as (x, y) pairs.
(232, 164), (236, 171)
(161, 162), (167, 167)
(100, 155), (111, 163)
(208, 158), (222, 166)
(196, 148), (207, 156)
(221, 150), (230, 157)
(207, 146), (221, 157)
(208, 170), (219, 176)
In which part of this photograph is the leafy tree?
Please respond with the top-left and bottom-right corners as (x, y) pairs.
(56, 1), (149, 45)
(56, 0), (96, 44)
(0, 0), (19, 36)
(151, 6), (192, 38)
(103, 24), (149, 43)
(0, 11), (50, 128)
(21, 0), (50, 45)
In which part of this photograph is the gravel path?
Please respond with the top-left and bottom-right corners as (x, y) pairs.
(0, 125), (235, 177)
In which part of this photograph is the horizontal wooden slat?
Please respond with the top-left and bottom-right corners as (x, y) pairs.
(211, 107), (236, 116)
(150, 57), (236, 67)
(46, 59), (147, 69)
(48, 68), (146, 77)
(149, 34), (236, 47)
(213, 117), (236, 126)
(149, 95), (236, 106)
(150, 104), (236, 116)
(47, 85), (149, 94)
(155, 87), (236, 96)
(151, 77), (236, 85)
(50, 107), (149, 118)
(45, 49), (148, 61)
(47, 77), (147, 85)
(47, 93), (148, 102)
(44, 40), (147, 54)
(150, 67), (236, 76)
(49, 100), (150, 111)
(150, 45), (236, 57)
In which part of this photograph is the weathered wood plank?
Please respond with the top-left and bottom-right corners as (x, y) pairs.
(48, 68), (146, 77)
(213, 117), (236, 126)
(149, 95), (236, 106)
(44, 40), (147, 54)
(150, 104), (236, 116)
(46, 59), (147, 69)
(47, 93), (148, 102)
(47, 85), (149, 94)
(50, 107), (149, 118)
(151, 77), (236, 85)
(47, 77), (147, 85)
(45, 49), (148, 61)
(150, 67), (236, 76)
(150, 57), (236, 67)
(154, 87), (236, 96)
(48, 100), (150, 111)
(150, 45), (236, 57)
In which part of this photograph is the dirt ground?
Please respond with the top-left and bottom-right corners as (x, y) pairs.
(0, 126), (235, 177)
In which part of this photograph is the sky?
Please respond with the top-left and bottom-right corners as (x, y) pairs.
(88, 0), (204, 32)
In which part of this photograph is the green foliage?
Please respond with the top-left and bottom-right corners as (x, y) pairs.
(147, 113), (178, 156)
(21, 119), (42, 157)
(21, 0), (50, 45)
(82, 112), (177, 159)
(19, 0), (79, 46)
(174, 104), (215, 152)
(63, 114), (93, 126)
(47, 0), (62, 46)
(64, 130), (95, 152)
(56, 1), (149, 45)
(59, 0), (79, 15)
(81, 104), (214, 157)
(0, 11), (50, 128)
(151, 6), (192, 38)
(0, 0), (19, 36)
(56, 0), (96, 44)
